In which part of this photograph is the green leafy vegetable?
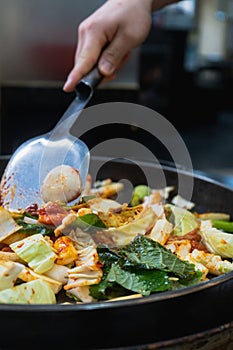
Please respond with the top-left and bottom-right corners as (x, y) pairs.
(16, 220), (54, 236)
(64, 213), (107, 233)
(90, 236), (202, 300)
(107, 264), (170, 296)
(118, 235), (198, 279)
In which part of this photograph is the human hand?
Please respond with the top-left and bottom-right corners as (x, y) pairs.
(63, 0), (154, 92)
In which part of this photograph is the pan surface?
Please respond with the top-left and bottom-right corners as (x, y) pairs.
(0, 155), (232, 350)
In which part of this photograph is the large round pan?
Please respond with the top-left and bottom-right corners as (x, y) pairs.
(0, 155), (233, 350)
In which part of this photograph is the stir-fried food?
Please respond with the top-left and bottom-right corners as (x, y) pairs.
(0, 170), (232, 304)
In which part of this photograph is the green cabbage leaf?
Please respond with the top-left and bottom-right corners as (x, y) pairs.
(200, 220), (233, 258)
(165, 204), (199, 236)
(10, 234), (57, 273)
(0, 279), (56, 304)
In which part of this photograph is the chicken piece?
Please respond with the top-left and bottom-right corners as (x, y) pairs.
(165, 239), (192, 260)
(54, 212), (77, 237)
(183, 253), (209, 280)
(64, 244), (103, 304)
(54, 236), (78, 265)
(77, 208), (93, 217)
(67, 285), (94, 303)
(190, 249), (233, 276)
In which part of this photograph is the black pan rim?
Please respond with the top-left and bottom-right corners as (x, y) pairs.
(1, 154), (232, 192)
(0, 269), (233, 312)
(90, 155), (233, 191)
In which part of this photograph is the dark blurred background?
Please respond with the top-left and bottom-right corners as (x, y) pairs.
(0, 0), (233, 188)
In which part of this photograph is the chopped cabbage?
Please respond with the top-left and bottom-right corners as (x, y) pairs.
(0, 279), (56, 304)
(94, 207), (156, 247)
(10, 234), (57, 273)
(19, 266), (62, 294)
(200, 220), (233, 258)
(87, 197), (124, 213)
(165, 204), (199, 236)
(0, 207), (22, 243)
(44, 264), (69, 285)
(0, 260), (24, 291)
(148, 218), (173, 245)
(171, 195), (195, 210)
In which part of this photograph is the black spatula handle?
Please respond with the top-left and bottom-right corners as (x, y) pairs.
(80, 67), (104, 89)
(75, 66), (104, 100)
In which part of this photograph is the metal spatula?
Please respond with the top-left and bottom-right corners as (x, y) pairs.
(0, 67), (103, 212)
